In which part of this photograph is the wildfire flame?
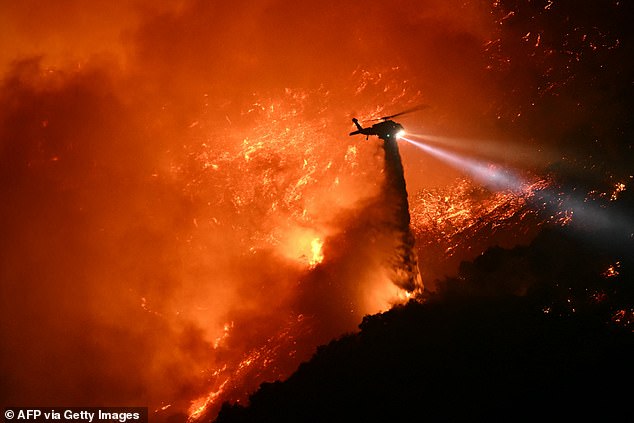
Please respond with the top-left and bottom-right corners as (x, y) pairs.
(177, 75), (426, 420)
(309, 237), (324, 268)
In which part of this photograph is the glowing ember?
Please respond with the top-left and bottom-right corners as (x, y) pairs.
(610, 182), (626, 202)
(612, 309), (634, 332)
(602, 262), (621, 278)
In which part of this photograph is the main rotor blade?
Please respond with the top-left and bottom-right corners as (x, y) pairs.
(363, 104), (430, 123)
(380, 104), (429, 120)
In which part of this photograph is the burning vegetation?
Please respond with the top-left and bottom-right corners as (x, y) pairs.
(1, 0), (633, 422)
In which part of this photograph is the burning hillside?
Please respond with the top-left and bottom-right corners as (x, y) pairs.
(1, 1), (633, 422)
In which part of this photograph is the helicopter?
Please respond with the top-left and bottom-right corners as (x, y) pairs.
(349, 118), (405, 141)
(349, 105), (426, 141)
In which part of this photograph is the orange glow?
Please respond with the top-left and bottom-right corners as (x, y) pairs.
(410, 177), (546, 253)
(363, 274), (416, 313)
(273, 227), (328, 268)
(309, 237), (325, 268)
(0, 1), (544, 421)
(187, 379), (229, 421)
(409, 176), (552, 289)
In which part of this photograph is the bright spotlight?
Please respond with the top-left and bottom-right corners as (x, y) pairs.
(401, 136), (525, 192)
(395, 130), (406, 140)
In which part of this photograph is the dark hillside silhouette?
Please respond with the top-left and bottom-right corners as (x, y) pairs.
(214, 226), (634, 422)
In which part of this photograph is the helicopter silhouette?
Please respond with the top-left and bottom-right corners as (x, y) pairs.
(349, 105), (427, 141)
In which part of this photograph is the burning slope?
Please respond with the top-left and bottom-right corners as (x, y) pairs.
(0, 63), (428, 420)
(184, 92), (425, 421)
(212, 185), (634, 422)
(213, 244), (634, 422)
(410, 176), (548, 288)
(2, 0), (633, 422)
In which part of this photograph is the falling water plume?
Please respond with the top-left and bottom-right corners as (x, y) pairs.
(380, 135), (423, 294)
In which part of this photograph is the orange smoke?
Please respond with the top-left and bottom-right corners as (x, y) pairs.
(0, 1), (505, 421)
